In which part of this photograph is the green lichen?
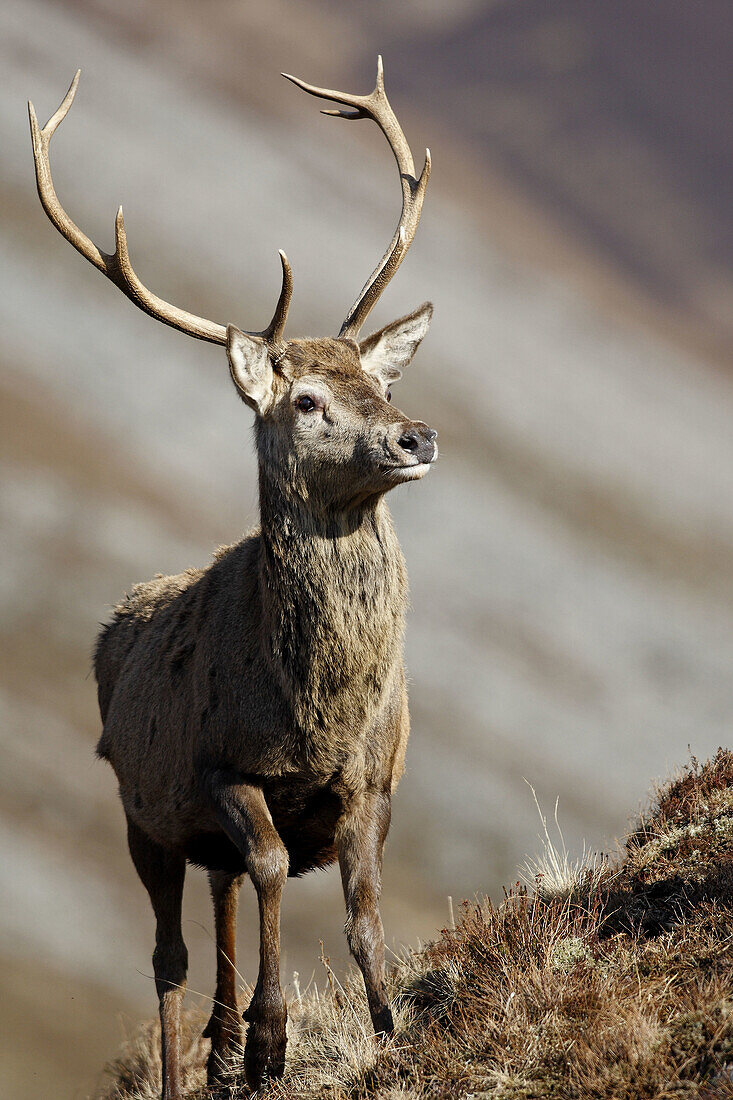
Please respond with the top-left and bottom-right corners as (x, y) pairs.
(549, 936), (595, 974)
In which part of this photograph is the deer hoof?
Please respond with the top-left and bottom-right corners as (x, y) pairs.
(372, 1003), (395, 1036)
(205, 1011), (244, 1086)
(243, 1012), (287, 1088)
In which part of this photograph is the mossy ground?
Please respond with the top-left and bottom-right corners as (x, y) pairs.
(96, 750), (733, 1099)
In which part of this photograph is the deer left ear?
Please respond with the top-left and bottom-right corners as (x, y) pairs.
(226, 325), (275, 416)
(359, 302), (433, 386)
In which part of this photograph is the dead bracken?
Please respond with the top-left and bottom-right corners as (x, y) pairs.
(96, 749), (733, 1100)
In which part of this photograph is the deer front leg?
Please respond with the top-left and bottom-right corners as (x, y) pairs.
(126, 817), (188, 1100)
(203, 769), (289, 1089)
(204, 870), (244, 1085)
(337, 788), (394, 1035)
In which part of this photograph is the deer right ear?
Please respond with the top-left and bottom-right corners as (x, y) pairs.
(358, 302), (433, 386)
(226, 326), (275, 416)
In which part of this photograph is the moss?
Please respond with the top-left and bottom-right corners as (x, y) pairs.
(667, 1000), (733, 1081)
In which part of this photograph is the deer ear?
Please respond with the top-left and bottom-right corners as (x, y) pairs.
(226, 325), (275, 415)
(359, 302), (433, 386)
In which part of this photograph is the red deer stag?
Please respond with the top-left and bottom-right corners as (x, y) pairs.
(29, 59), (435, 1098)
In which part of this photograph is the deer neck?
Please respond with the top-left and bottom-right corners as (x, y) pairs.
(257, 471), (408, 747)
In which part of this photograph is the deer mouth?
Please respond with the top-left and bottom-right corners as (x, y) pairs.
(383, 460), (433, 482)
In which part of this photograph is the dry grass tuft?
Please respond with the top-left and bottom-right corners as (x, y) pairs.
(94, 750), (733, 1099)
(95, 1014), (208, 1099)
(519, 782), (615, 902)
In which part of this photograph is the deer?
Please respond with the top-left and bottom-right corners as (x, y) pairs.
(29, 59), (436, 1099)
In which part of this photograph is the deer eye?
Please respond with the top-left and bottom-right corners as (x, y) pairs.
(386, 387), (392, 403)
(295, 394), (317, 413)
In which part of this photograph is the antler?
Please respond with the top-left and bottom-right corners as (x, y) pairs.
(28, 71), (292, 346)
(283, 56), (430, 340)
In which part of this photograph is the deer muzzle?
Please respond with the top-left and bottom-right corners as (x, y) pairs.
(385, 421), (438, 475)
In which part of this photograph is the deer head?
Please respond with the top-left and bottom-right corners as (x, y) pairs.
(228, 309), (436, 510)
(29, 60), (436, 507)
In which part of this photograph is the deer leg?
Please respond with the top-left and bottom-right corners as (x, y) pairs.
(204, 870), (244, 1085)
(126, 817), (188, 1100)
(337, 789), (394, 1035)
(203, 769), (289, 1089)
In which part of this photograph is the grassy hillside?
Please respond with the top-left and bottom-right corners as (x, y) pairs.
(95, 750), (733, 1099)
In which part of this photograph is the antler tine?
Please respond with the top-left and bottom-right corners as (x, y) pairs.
(29, 72), (107, 278)
(260, 250), (293, 347)
(283, 56), (430, 339)
(29, 72), (293, 347)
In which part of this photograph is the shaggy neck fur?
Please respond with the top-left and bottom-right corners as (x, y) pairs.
(257, 460), (408, 758)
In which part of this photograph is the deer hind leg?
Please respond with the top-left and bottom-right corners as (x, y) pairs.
(203, 769), (289, 1089)
(126, 817), (188, 1100)
(337, 789), (394, 1036)
(204, 870), (244, 1085)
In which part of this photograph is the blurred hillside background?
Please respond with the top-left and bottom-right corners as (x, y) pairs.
(1, 1), (731, 1096)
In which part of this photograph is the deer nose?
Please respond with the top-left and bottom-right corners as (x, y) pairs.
(397, 424), (437, 464)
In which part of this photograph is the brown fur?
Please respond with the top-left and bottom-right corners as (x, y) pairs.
(94, 322), (435, 1098)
